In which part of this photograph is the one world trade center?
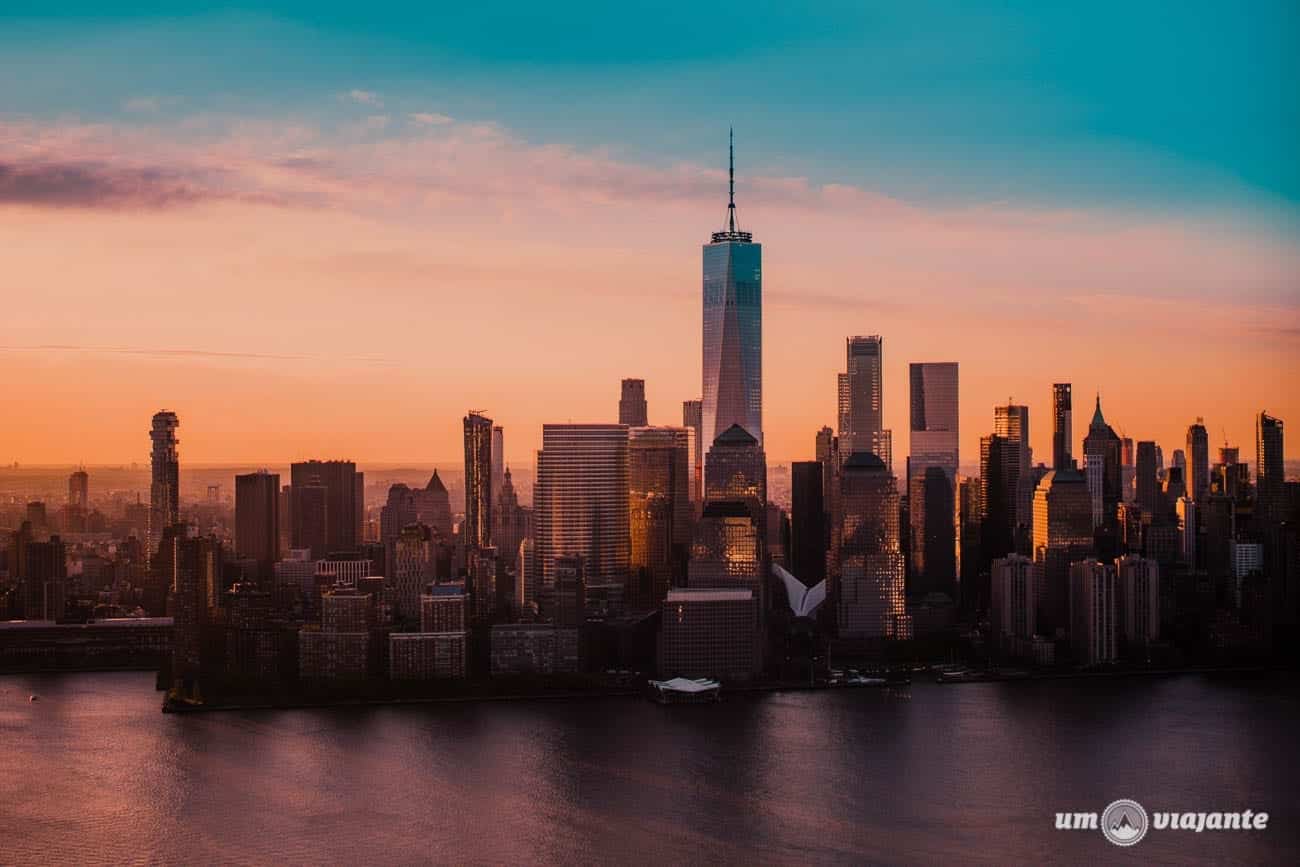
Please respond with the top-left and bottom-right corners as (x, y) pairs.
(701, 129), (763, 471)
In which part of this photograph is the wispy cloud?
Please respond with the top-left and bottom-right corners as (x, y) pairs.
(0, 344), (395, 366)
(342, 89), (383, 107)
(409, 112), (453, 126)
(0, 159), (208, 208)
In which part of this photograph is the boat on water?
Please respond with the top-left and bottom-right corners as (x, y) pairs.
(647, 677), (721, 704)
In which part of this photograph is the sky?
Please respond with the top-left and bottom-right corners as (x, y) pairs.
(1, 1), (1298, 468)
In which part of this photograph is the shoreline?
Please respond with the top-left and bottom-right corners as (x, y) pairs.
(157, 665), (1285, 714)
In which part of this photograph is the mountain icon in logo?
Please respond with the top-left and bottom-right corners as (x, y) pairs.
(1101, 799), (1149, 846)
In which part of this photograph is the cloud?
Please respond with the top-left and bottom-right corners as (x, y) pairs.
(342, 89), (383, 107)
(0, 159), (207, 208)
(0, 344), (394, 366)
(409, 112), (454, 126)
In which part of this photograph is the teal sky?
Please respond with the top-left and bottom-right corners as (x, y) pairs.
(3, 1), (1297, 218)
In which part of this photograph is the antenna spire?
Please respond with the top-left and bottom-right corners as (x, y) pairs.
(728, 126), (736, 232)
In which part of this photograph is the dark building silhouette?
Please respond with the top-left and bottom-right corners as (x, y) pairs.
(464, 412), (494, 550)
(290, 460), (362, 557)
(1257, 412), (1285, 526)
(704, 423), (767, 533)
(790, 461), (826, 586)
(148, 410), (180, 555)
(619, 378), (648, 427)
(1186, 419), (1210, 503)
(1052, 383), (1072, 471)
(235, 470), (279, 585)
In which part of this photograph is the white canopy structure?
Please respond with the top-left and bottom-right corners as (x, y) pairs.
(772, 563), (827, 618)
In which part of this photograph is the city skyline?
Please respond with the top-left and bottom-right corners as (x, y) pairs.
(2, 6), (1297, 468)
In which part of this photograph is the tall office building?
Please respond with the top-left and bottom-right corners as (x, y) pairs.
(1256, 412), (1285, 526)
(908, 362), (959, 598)
(839, 336), (891, 469)
(994, 403), (1032, 543)
(701, 130), (763, 478)
(68, 469), (89, 511)
(1186, 419), (1210, 503)
(682, 399), (704, 506)
(463, 412), (494, 550)
(491, 425), (505, 507)
(235, 470), (280, 584)
(837, 452), (908, 640)
(688, 501), (763, 599)
(492, 467), (531, 582)
(414, 470), (454, 542)
(1083, 396), (1123, 530)
(704, 424), (767, 533)
(1135, 441), (1159, 514)
(533, 424), (631, 590)
(790, 461), (826, 586)
(817, 426), (842, 588)
(620, 379), (649, 427)
(171, 534), (221, 699)
(392, 523), (436, 622)
(148, 410), (180, 555)
(289, 460), (362, 557)
(1052, 383), (1073, 470)
(1031, 467), (1093, 634)
(628, 426), (693, 609)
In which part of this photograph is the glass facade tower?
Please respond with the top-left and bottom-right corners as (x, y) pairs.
(702, 131), (762, 481)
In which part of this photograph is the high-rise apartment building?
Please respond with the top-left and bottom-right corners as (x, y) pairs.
(1052, 383), (1073, 470)
(1116, 555), (1160, 651)
(1135, 441), (1159, 514)
(1257, 412), (1285, 526)
(619, 379), (649, 427)
(392, 523), (436, 622)
(533, 424), (631, 591)
(1186, 419), (1209, 503)
(701, 131), (763, 475)
(235, 470), (280, 585)
(463, 412), (494, 550)
(68, 469), (89, 511)
(990, 554), (1040, 644)
(491, 425), (505, 507)
(1069, 559), (1117, 665)
(148, 410), (180, 555)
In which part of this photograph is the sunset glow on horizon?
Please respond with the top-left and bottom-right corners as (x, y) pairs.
(3, 3), (1297, 467)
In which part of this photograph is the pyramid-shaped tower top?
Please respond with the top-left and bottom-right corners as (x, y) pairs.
(425, 469), (447, 493)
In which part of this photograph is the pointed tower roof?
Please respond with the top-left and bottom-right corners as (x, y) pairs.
(1090, 393), (1107, 429)
(425, 469), (447, 494)
(713, 423), (758, 447)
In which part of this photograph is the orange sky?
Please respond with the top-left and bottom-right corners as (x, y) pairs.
(2, 114), (1298, 468)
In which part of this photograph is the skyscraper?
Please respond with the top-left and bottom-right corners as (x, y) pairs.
(235, 470), (280, 584)
(1135, 441), (1159, 514)
(628, 426), (692, 609)
(148, 410), (180, 555)
(703, 424), (767, 533)
(463, 412), (494, 550)
(908, 362), (959, 598)
(1052, 383), (1073, 470)
(1083, 396), (1123, 531)
(620, 379), (649, 427)
(491, 425), (505, 506)
(1031, 467), (1093, 634)
(1069, 559), (1117, 665)
(533, 424), (631, 591)
(682, 399), (703, 506)
(790, 461), (826, 586)
(840, 336), (891, 469)
(701, 130), (762, 476)
(837, 452), (908, 640)
(1257, 412), (1285, 526)
(289, 460), (362, 557)
(1186, 419), (1209, 503)
(68, 469), (89, 511)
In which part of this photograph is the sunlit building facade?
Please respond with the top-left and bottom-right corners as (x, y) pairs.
(628, 426), (692, 609)
(837, 452), (908, 640)
(534, 424), (631, 591)
(908, 362), (959, 598)
(148, 410), (180, 555)
(703, 423), (767, 532)
(463, 412), (494, 550)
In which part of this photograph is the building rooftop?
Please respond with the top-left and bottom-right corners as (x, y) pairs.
(665, 588), (754, 603)
(843, 451), (887, 471)
(712, 423), (758, 447)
